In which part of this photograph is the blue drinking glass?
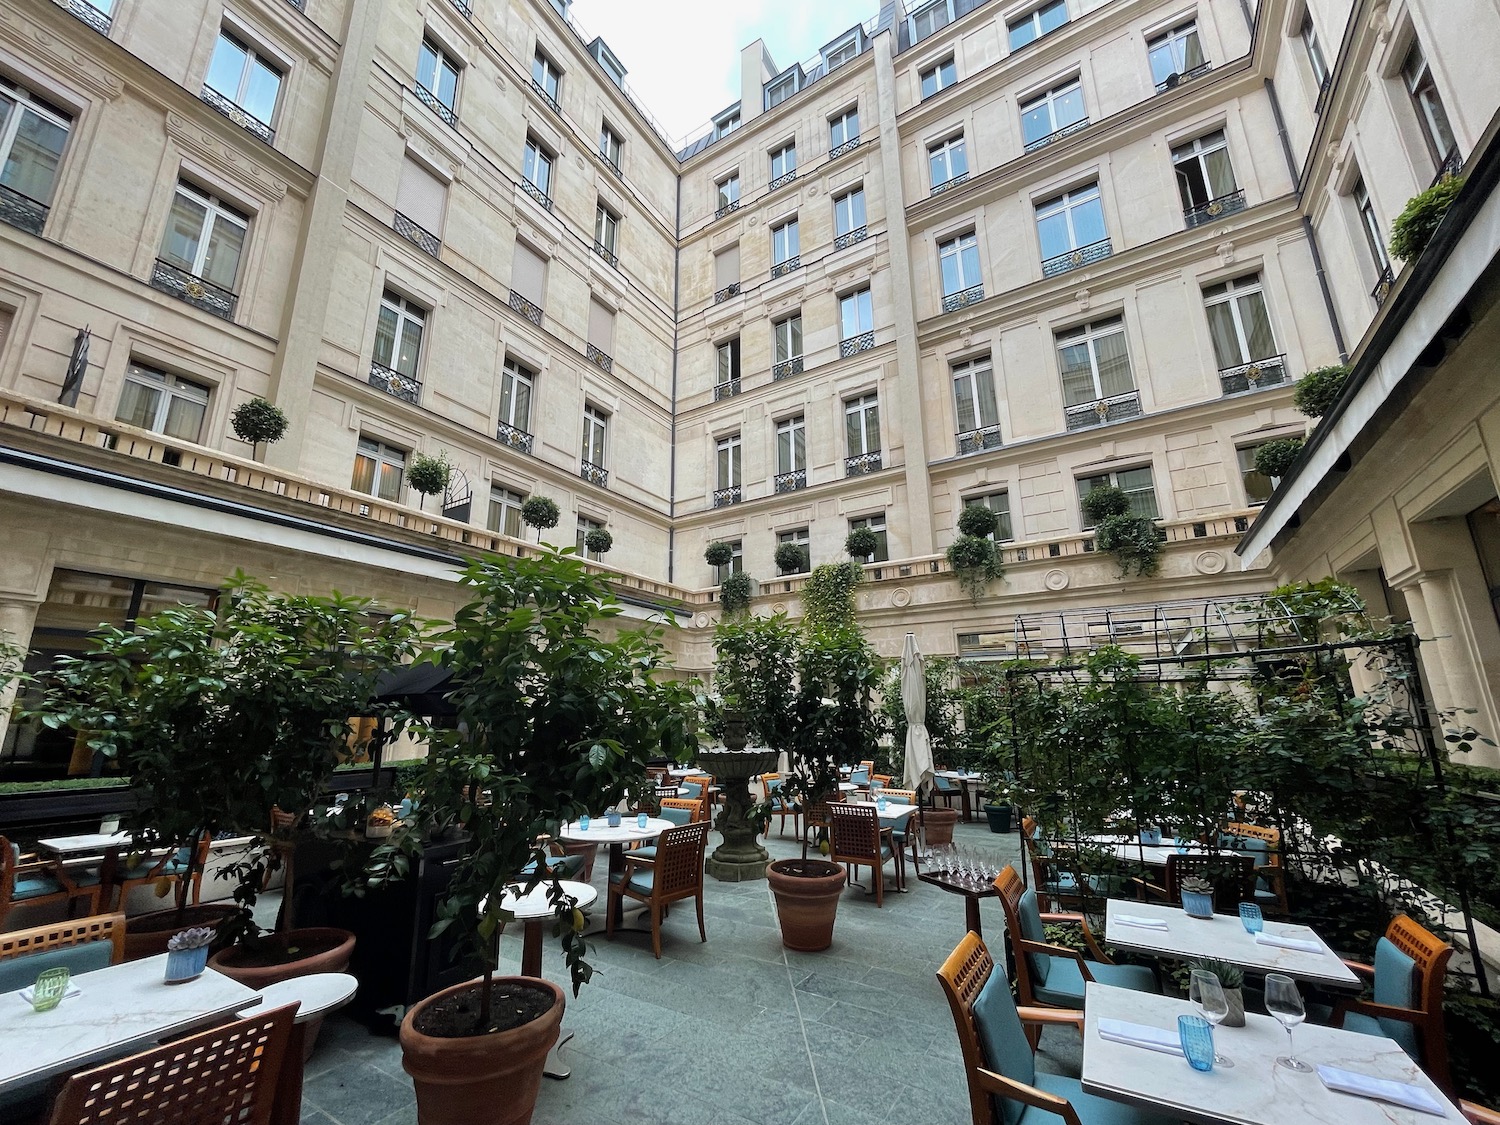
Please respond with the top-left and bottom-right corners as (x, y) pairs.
(637, 812), (649, 828)
(877, 797), (888, 811)
(1239, 902), (1264, 933)
(579, 815), (591, 831)
(1178, 1015), (1215, 1072)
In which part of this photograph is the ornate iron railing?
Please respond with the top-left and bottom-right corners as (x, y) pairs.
(150, 259), (237, 320)
(448, 0), (471, 15)
(413, 84), (458, 128)
(369, 361), (420, 404)
(956, 425), (1002, 455)
(580, 460), (609, 487)
(601, 153), (622, 178)
(839, 331), (875, 358)
(772, 356), (804, 381)
(394, 212), (441, 256)
(200, 87), (275, 144)
(509, 291), (543, 325)
(714, 379), (741, 401)
(713, 485), (741, 508)
(496, 421), (534, 454)
(1184, 188), (1246, 228)
(1064, 389), (1141, 431)
(1041, 238), (1112, 278)
(931, 172), (968, 197)
(829, 136), (861, 160)
(1218, 354), (1287, 396)
(942, 284), (984, 313)
(845, 451), (882, 476)
(64, 0), (112, 34)
(834, 226), (868, 251)
(713, 282), (740, 304)
(593, 240), (619, 268)
(586, 343), (613, 373)
(1371, 265), (1395, 307)
(1154, 61), (1212, 92)
(519, 178), (552, 211)
(774, 470), (806, 493)
(1022, 117), (1089, 154)
(1432, 147), (1464, 187)
(770, 256), (801, 279)
(768, 170), (797, 192)
(715, 200), (740, 220)
(0, 183), (48, 236)
(531, 80), (561, 115)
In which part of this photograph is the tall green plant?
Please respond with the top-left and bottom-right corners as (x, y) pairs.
(712, 613), (800, 752)
(802, 561), (862, 630)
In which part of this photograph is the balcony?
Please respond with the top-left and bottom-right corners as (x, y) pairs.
(394, 212), (440, 257)
(845, 451), (883, 476)
(580, 460), (609, 487)
(772, 356), (804, 381)
(199, 87), (275, 145)
(1041, 238), (1112, 279)
(713, 485), (741, 508)
(586, 343), (613, 373)
(496, 421), (534, 454)
(149, 259), (237, 320)
(1371, 265), (1395, 307)
(1064, 389), (1141, 431)
(774, 470), (806, 493)
(768, 170), (797, 192)
(448, 0), (472, 15)
(829, 136), (861, 160)
(508, 291), (543, 326)
(1022, 117), (1089, 154)
(714, 379), (741, 401)
(770, 256), (801, 279)
(283, 0), (305, 10)
(715, 200), (740, 220)
(593, 240), (619, 268)
(1433, 147), (1464, 187)
(713, 282), (741, 304)
(833, 226), (868, 251)
(519, 178), (552, 212)
(931, 173), (968, 197)
(839, 331), (875, 358)
(62, 0), (112, 34)
(601, 153), (622, 178)
(1184, 189), (1246, 229)
(1218, 354), (1287, 396)
(1154, 61), (1212, 92)
(369, 361), (420, 405)
(0, 183), (48, 236)
(531, 80), (561, 115)
(956, 425), (1002, 456)
(942, 284), (984, 314)
(413, 84), (458, 128)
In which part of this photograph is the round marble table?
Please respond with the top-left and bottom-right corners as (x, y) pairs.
(235, 972), (358, 1125)
(558, 818), (673, 926)
(497, 880), (597, 1082)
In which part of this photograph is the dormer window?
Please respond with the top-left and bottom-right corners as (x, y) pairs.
(713, 106), (741, 139)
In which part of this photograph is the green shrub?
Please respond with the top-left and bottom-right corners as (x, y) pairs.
(704, 541), (734, 569)
(1094, 515), (1163, 578)
(945, 535), (1003, 604)
(1293, 364), (1350, 418)
(229, 398), (288, 446)
(521, 496), (560, 539)
(802, 562), (862, 629)
(774, 541), (809, 574)
(1389, 176), (1464, 261)
(1081, 485), (1131, 524)
(957, 504), (999, 538)
(845, 527), (880, 559)
(1254, 438), (1304, 479)
(583, 528), (613, 555)
(720, 571), (753, 614)
(405, 452), (451, 496)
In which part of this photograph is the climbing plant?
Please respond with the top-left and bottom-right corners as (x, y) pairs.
(1083, 485), (1162, 578)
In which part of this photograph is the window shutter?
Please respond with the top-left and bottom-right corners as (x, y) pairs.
(587, 299), (615, 352)
(511, 242), (547, 306)
(396, 156), (448, 235)
(714, 246), (739, 289)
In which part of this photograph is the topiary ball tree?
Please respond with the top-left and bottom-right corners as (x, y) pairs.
(583, 527), (613, 556)
(720, 571), (753, 615)
(406, 452), (451, 497)
(1081, 485), (1131, 525)
(774, 542), (809, 574)
(230, 397), (288, 450)
(956, 504), (999, 539)
(845, 527), (880, 560)
(1254, 438), (1304, 480)
(521, 495), (561, 541)
(1389, 176), (1464, 262)
(1292, 364), (1351, 418)
(704, 541), (734, 571)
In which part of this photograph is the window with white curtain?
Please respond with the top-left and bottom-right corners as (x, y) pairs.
(773, 314), (802, 364)
(576, 516), (604, 559)
(829, 108), (859, 148)
(845, 393), (881, 456)
(159, 182), (247, 290)
(847, 513), (889, 562)
(499, 357), (534, 432)
(352, 437), (406, 502)
(717, 337), (741, 386)
(1035, 183), (1105, 261)
(716, 173), (740, 211)
(770, 142), (797, 181)
(952, 356), (999, 435)
(771, 218), (799, 265)
(581, 405), (608, 467)
(373, 291), (425, 378)
(417, 38), (460, 112)
(965, 492), (1013, 541)
(1172, 130), (1236, 210)
(1056, 317), (1133, 406)
(840, 288), (873, 338)
(938, 232), (981, 297)
(776, 415), (806, 475)
(115, 363), (209, 442)
(1008, 0), (1068, 51)
(523, 136), (554, 196)
(776, 526), (811, 571)
(833, 188), (865, 236)
(714, 539), (744, 582)
(1203, 274), (1277, 370)
(716, 433), (742, 490)
(920, 57), (956, 100)
(488, 485), (525, 537)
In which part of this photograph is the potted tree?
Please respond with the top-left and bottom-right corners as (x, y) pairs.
(1082, 485), (1162, 578)
(774, 541), (809, 575)
(406, 452), (452, 513)
(229, 397), (288, 461)
(583, 526), (613, 557)
(946, 504), (1005, 604)
(521, 495), (560, 543)
(845, 527), (879, 561)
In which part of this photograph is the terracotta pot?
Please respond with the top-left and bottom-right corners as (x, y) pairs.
(400, 977), (565, 1125)
(121, 903), (241, 963)
(209, 927), (355, 1057)
(923, 807), (960, 847)
(767, 858), (845, 952)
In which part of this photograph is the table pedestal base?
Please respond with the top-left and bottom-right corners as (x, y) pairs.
(543, 1031), (574, 1080)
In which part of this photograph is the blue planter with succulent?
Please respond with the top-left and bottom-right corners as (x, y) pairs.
(1180, 876), (1215, 920)
(164, 926), (214, 983)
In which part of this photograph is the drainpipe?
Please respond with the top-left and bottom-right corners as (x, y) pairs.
(667, 167), (682, 583)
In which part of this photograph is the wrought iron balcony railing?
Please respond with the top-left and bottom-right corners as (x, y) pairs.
(931, 172), (968, 197)
(956, 425), (1002, 455)
(1064, 389), (1141, 431)
(63, 0), (112, 34)
(593, 240), (619, 268)
(774, 469), (806, 493)
(531, 80), (560, 115)
(834, 226), (868, 251)
(713, 485), (741, 508)
(1433, 147), (1464, 187)
(1154, 61), (1213, 92)
(394, 212), (441, 256)
(1041, 238), (1112, 278)
(1022, 117), (1089, 154)
(200, 87), (275, 144)
(413, 84), (458, 128)
(713, 282), (741, 304)
(1184, 188), (1246, 228)
(845, 451), (883, 476)
(448, 0), (471, 15)
(1218, 353), (1287, 396)
(768, 170), (797, 192)
(715, 200), (740, 220)
(839, 331), (875, 358)
(150, 259), (237, 320)
(369, 361), (420, 404)
(496, 420), (534, 454)
(829, 136), (861, 160)
(519, 178), (552, 211)
(580, 460), (609, 487)
(1371, 265), (1395, 307)
(0, 183), (48, 237)
(772, 356), (804, 381)
(601, 153), (622, 178)
(509, 291), (543, 325)
(770, 256), (801, 279)
(942, 284), (984, 314)
(586, 343), (613, 373)
(714, 379), (741, 401)
(1314, 73), (1333, 114)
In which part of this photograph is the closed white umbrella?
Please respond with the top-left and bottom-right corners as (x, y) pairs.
(900, 633), (933, 795)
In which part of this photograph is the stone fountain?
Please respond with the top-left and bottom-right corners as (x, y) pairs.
(698, 713), (779, 882)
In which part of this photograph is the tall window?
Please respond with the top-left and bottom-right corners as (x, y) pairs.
(488, 485), (525, 537)
(1077, 466), (1158, 524)
(1009, 0), (1068, 51)
(716, 337), (741, 388)
(352, 437), (405, 502)
(1203, 274), (1277, 370)
(770, 142), (797, 182)
(1020, 78), (1085, 150)
(965, 493), (1013, 542)
(576, 517), (605, 560)
(1056, 316), (1133, 406)
(1035, 183), (1105, 263)
(581, 405), (608, 468)
(776, 415), (806, 476)
(910, 0), (953, 42)
(848, 514), (889, 562)
(523, 136), (553, 197)
(834, 188), (866, 237)
(160, 182), (247, 290)
(499, 357), (534, 433)
(373, 291), (425, 379)
(928, 134), (968, 189)
(417, 38), (460, 113)
(1148, 20), (1204, 87)
(771, 218), (799, 266)
(713, 539), (744, 582)
(920, 57), (956, 100)
(845, 393), (881, 457)
(716, 173), (740, 212)
(531, 51), (561, 103)
(830, 108), (859, 149)
(777, 527), (811, 572)
(1237, 444), (1279, 505)
(204, 29), (283, 127)
(1353, 178), (1390, 272)
(765, 71), (799, 109)
(1172, 130), (1237, 211)
(773, 314), (803, 366)
(115, 363), (209, 442)
(952, 355), (999, 439)
(1299, 14), (1328, 88)
(0, 80), (71, 220)
(840, 288), (873, 339)
(938, 231), (982, 298)
(1402, 39), (1456, 164)
(594, 203), (619, 260)
(716, 433), (742, 491)
(599, 122), (623, 170)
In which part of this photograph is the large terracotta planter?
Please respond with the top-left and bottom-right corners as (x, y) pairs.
(400, 977), (565, 1125)
(922, 807), (960, 847)
(121, 904), (241, 962)
(209, 927), (355, 1057)
(767, 858), (845, 952)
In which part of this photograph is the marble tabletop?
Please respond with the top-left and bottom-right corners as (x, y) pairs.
(1085, 835), (1253, 868)
(0, 954), (262, 1093)
(558, 817), (674, 845)
(1104, 900), (1360, 988)
(499, 879), (598, 920)
(1082, 982), (1463, 1123)
(235, 972), (357, 1024)
(35, 832), (133, 861)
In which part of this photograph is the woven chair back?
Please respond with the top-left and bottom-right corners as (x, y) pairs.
(656, 821), (709, 898)
(0, 913), (126, 965)
(827, 802), (880, 862)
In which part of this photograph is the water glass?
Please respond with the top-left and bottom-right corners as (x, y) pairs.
(637, 812), (649, 829)
(579, 815), (591, 831)
(1178, 1015), (1215, 1072)
(31, 967), (70, 1012)
(876, 797), (888, 812)
(1238, 902), (1264, 934)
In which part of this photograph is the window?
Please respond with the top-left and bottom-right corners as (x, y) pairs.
(510, 241), (547, 315)
(830, 108), (860, 149)
(204, 29), (283, 128)
(352, 437), (406, 502)
(1237, 444), (1280, 505)
(531, 50), (561, 104)
(834, 188), (866, 237)
(714, 108), (741, 138)
(771, 218), (799, 266)
(115, 363), (209, 442)
(417, 37), (460, 113)
(773, 314), (803, 366)
(159, 181), (247, 290)
(1148, 20), (1204, 87)
(581, 405), (608, 468)
(1352, 177), (1390, 272)
(910, 0), (954, 42)
(845, 393), (881, 457)
(523, 135), (554, 198)
(765, 71), (799, 110)
(1172, 130), (1237, 212)
(840, 287), (873, 339)
(1299, 14), (1328, 88)
(777, 527), (811, 571)
(599, 122), (623, 171)
(1077, 466), (1158, 525)
(920, 57), (956, 100)
(716, 337), (741, 388)
(716, 173), (740, 213)
(1203, 274), (1277, 370)
(488, 485), (525, 537)
(952, 355), (999, 440)
(1402, 39), (1456, 164)
(824, 32), (861, 71)
(576, 516), (604, 559)
(499, 357), (534, 434)
(776, 415), (806, 475)
(770, 142), (797, 183)
(373, 291), (425, 379)
(848, 514), (889, 562)
(1020, 78), (1086, 150)
(716, 433), (742, 491)
(0, 79), (70, 226)
(1056, 316), (1133, 406)
(965, 492), (1013, 542)
(587, 299), (615, 365)
(713, 539), (744, 582)
(1035, 182), (1105, 263)
(714, 246), (740, 297)
(928, 134), (968, 189)
(594, 202), (620, 261)
(938, 231), (982, 298)
(1009, 0), (1068, 51)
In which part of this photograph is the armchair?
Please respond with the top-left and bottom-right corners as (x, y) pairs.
(1221, 821), (1289, 915)
(0, 836), (101, 928)
(0, 913), (126, 994)
(761, 773), (799, 837)
(827, 802), (902, 905)
(605, 821), (709, 959)
(109, 830), (213, 912)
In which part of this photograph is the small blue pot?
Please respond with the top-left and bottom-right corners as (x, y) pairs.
(606, 811), (622, 828)
(1181, 890), (1214, 919)
(164, 945), (210, 984)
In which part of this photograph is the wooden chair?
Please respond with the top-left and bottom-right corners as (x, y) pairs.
(932, 773), (965, 813)
(1332, 914), (1454, 1094)
(0, 913), (126, 995)
(879, 789), (923, 874)
(870, 773), (895, 791)
(685, 774), (717, 817)
(631, 798), (701, 861)
(111, 831), (213, 912)
(1019, 818), (1091, 911)
(800, 790), (844, 857)
(605, 821), (709, 959)
(1221, 821), (1289, 914)
(827, 802), (901, 906)
(46, 1004), (297, 1125)
(760, 773), (799, 837)
(1, 836), (102, 927)
(1463, 1102), (1500, 1124)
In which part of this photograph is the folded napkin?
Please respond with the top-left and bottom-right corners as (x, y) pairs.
(1097, 1018), (1184, 1056)
(1316, 1065), (1446, 1116)
(18, 982), (81, 1006)
(1255, 931), (1323, 954)
(1114, 914), (1170, 931)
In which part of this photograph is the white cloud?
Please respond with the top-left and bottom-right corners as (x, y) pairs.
(567, 0), (878, 145)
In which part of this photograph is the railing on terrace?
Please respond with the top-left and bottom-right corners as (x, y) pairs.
(369, 362), (420, 405)
(956, 425), (1002, 455)
(0, 183), (48, 236)
(714, 379), (740, 400)
(713, 283), (741, 304)
(150, 259), (237, 320)
(519, 179), (552, 211)
(586, 343), (613, 373)
(531, 81), (561, 115)
(394, 212), (441, 257)
(1154, 61), (1213, 92)
(1042, 238), (1113, 279)
(1371, 265), (1395, 307)
(1218, 354), (1287, 396)
(495, 420), (534, 454)
(448, 0), (471, 16)
(931, 173), (968, 197)
(942, 284), (984, 314)
(580, 460), (608, 487)
(1433, 147), (1464, 186)
(412, 84), (458, 128)
(713, 485), (741, 508)
(715, 201), (740, 220)
(774, 469), (806, 493)
(1185, 189), (1246, 228)
(845, 451), (882, 476)
(1064, 389), (1142, 431)
(199, 87), (275, 144)
(768, 170), (797, 192)
(1022, 118), (1089, 154)
(834, 226), (868, 251)
(771, 256), (801, 279)
(60, 0), (112, 34)
(593, 240), (619, 268)
(772, 356), (804, 381)
(839, 331), (875, 358)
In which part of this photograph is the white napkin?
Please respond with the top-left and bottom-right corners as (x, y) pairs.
(1255, 931), (1323, 954)
(18, 982), (81, 1006)
(1114, 914), (1170, 931)
(1097, 1018), (1184, 1056)
(1316, 1065), (1446, 1116)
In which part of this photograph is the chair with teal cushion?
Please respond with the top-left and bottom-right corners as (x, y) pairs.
(107, 831), (212, 912)
(849, 768), (869, 789)
(605, 821), (709, 959)
(933, 773), (964, 813)
(630, 800), (696, 861)
(828, 802), (902, 906)
(1, 837), (101, 928)
(762, 773), (799, 837)
(938, 930), (1179, 1125)
(0, 912), (126, 995)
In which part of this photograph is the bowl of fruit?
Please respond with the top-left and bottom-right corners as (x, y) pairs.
(366, 804), (399, 839)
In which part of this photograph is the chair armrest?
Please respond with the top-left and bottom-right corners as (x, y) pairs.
(1017, 1005), (1085, 1030)
(1128, 875), (1168, 900)
(1461, 1100), (1500, 1125)
(1340, 958), (1376, 979)
(1040, 911), (1114, 964)
(1016, 937), (1098, 984)
(974, 1069), (1083, 1125)
(1331, 998), (1427, 1026)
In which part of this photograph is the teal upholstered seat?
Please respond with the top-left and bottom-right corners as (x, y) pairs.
(849, 768), (869, 788)
(608, 867), (654, 896)
(518, 854), (586, 880)
(1340, 937), (1421, 1059)
(0, 941), (113, 994)
(632, 804), (695, 860)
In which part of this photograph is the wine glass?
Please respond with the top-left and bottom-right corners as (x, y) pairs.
(1188, 970), (1235, 1068)
(1265, 974), (1311, 1072)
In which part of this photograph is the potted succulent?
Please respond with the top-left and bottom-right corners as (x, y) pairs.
(164, 926), (214, 983)
(1189, 958), (1246, 1026)
(1180, 875), (1215, 919)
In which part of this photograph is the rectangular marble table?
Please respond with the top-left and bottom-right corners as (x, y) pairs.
(1104, 899), (1360, 989)
(35, 832), (133, 865)
(0, 954), (262, 1094)
(1084, 834), (1252, 868)
(1082, 982), (1464, 1124)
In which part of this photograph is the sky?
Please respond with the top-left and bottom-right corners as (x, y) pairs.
(567, 0), (878, 145)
